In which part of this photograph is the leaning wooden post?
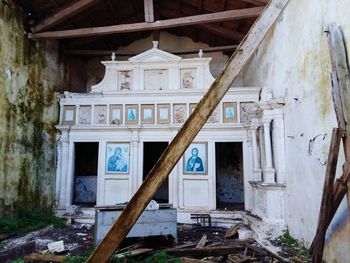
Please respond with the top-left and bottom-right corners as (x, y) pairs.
(87, 0), (290, 262)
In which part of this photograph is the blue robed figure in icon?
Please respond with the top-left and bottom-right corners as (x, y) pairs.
(186, 147), (204, 172)
(108, 147), (127, 172)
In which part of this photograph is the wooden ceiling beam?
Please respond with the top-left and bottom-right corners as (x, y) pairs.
(31, 0), (102, 33)
(159, 7), (245, 42)
(28, 6), (264, 39)
(144, 0), (154, 22)
(239, 0), (269, 5)
(64, 45), (238, 56)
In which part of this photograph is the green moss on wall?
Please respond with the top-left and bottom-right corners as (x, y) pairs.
(0, 4), (63, 213)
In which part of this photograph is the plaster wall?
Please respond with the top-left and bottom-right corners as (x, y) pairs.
(241, 0), (350, 261)
(0, 4), (64, 213)
(86, 32), (230, 90)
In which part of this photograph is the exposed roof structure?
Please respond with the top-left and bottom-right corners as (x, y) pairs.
(15, 0), (268, 56)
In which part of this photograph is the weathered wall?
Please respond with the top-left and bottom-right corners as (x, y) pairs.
(0, 4), (63, 213)
(241, 0), (350, 261)
(86, 32), (229, 90)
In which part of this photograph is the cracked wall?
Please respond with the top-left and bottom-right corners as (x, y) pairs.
(0, 4), (64, 213)
(241, 0), (350, 262)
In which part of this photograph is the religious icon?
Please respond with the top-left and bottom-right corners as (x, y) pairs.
(183, 143), (207, 175)
(110, 105), (123, 125)
(79, 106), (91, 125)
(106, 143), (130, 174)
(125, 105), (138, 124)
(173, 104), (187, 124)
(181, 69), (196, 89)
(141, 104), (155, 124)
(223, 102), (237, 123)
(63, 106), (76, 125)
(157, 104), (170, 124)
(94, 105), (107, 125)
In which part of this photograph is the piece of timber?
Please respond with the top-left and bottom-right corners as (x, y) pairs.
(64, 45), (238, 56)
(28, 7), (264, 39)
(164, 246), (244, 257)
(86, 0), (290, 262)
(31, 0), (102, 33)
(24, 253), (66, 262)
(311, 128), (342, 262)
(326, 23), (350, 160)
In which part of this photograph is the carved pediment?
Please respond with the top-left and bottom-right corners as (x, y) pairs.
(129, 41), (181, 62)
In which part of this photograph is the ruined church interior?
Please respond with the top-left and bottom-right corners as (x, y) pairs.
(0, 0), (349, 262)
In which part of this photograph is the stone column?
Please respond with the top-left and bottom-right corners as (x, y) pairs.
(58, 131), (69, 208)
(131, 130), (139, 195)
(262, 118), (275, 183)
(272, 109), (286, 184)
(250, 118), (262, 181)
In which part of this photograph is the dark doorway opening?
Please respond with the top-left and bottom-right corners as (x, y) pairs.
(215, 142), (244, 210)
(143, 142), (169, 203)
(73, 142), (98, 206)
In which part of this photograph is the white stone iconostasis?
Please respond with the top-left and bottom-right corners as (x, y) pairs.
(55, 42), (261, 218)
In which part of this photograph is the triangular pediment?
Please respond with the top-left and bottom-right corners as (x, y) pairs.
(129, 41), (181, 62)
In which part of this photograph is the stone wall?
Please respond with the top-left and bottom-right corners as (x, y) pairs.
(241, 0), (350, 261)
(0, 4), (64, 213)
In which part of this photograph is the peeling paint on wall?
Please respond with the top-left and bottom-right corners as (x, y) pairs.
(0, 4), (63, 213)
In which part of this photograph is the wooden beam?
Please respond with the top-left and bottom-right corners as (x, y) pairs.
(144, 0), (154, 22)
(31, 0), (102, 33)
(158, 7), (245, 41)
(240, 0), (269, 5)
(86, 0), (289, 262)
(64, 45), (238, 56)
(311, 128), (342, 263)
(29, 7), (264, 39)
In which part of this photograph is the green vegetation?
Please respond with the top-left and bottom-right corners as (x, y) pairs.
(277, 230), (309, 258)
(0, 208), (66, 236)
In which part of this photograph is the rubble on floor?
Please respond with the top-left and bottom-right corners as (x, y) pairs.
(0, 222), (311, 262)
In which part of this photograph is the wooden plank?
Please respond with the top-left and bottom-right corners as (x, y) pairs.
(144, 0), (154, 22)
(86, 1), (290, 262)
(64, 45), (238, 56)
(28, 7), (264, 39)
(326, 23), (350, 160)
(31, 0), (102, 33)
(196, 234), (207, 248)
(164, 246), (244, 257)
(24, 253), (65, 262)
(311, 128), (342, 263)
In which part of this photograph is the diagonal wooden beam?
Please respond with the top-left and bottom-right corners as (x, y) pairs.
(31, 0), (102, 33)
(86, 0), (290, 262)
(144, 0), (154, 22)
(28, 6), (264, 39)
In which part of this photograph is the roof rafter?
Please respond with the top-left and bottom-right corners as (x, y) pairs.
(28, 6), (264, 39)
(144, 0), (154, 22)
(31, 0), (102, 33)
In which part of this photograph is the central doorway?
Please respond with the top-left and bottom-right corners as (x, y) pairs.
(73, 142), (99, 207)
(215, 142), (244, 210)
(143, 142), (169, 203)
